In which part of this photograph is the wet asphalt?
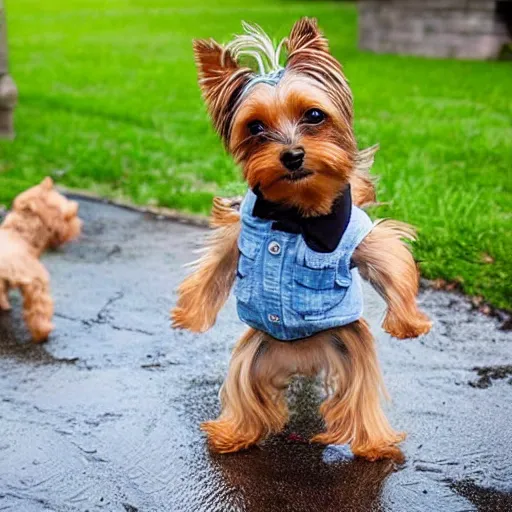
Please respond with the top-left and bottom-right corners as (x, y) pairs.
(0, 197), (511, 512)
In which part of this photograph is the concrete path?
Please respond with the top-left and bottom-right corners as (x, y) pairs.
(0, 198), (510, 512)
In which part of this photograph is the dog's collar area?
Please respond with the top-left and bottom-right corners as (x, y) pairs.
(251, 184), (352, 253)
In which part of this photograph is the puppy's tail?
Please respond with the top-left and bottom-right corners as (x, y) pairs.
(351, 145), (379, 208)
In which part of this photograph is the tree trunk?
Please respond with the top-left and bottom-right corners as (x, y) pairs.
(0, 0), (17, 138)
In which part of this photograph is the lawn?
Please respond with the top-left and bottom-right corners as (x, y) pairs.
(1, 0), (511, 309)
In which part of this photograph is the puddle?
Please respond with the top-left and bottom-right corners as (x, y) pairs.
(450, 479), (512, 512)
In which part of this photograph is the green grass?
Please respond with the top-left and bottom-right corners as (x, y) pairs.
(1, 0), (511, 309)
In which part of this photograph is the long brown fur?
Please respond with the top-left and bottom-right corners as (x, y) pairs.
(0, 177), (82, 342)
(201, 321), (404, 461)
(171, 198), (240, 332)
(173, 18), (431, 462)
(353, 220), (432, 339)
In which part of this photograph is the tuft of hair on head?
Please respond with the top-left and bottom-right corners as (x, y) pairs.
(224, 22), (285, 75)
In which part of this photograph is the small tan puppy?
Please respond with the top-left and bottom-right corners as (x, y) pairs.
(0, 177), (82, 342)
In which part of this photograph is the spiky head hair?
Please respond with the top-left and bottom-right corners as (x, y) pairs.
(193, 18), (353, 144)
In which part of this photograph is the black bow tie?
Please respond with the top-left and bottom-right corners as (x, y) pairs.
(252, 185), (352, 253)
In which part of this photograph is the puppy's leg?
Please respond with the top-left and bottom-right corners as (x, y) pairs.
(0, 280), (11, 310)
(20, 277), (54, 343)
(171, 198), (240, 332)
(312, 321), (405, 462)
(202, 328), (291, 453)
(353, 220), (432, 339)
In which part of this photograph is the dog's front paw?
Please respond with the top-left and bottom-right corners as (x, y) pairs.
(383, 311), (432, 340)
(171, 307), (211, 333)
(171, 307), (191, 330)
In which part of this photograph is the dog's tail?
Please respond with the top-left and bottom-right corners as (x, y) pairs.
(351, 145), (379, 208)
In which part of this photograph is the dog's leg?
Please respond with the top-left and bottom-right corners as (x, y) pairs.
(353, 220), (432, 339)
(171, 198), (240, 332)
(202, 328), (291, 453)
(312, 321), (405, 462)
(20, 277), (54, 342)
(0, 280), (11, 311)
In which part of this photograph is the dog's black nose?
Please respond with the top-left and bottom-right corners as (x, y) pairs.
(280, 147), (305, 172)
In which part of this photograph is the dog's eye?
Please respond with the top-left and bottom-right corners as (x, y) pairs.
(303, 108), (325, 124)
(248, 120), (265, 136)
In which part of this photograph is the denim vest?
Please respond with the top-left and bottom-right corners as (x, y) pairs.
(234, 190), (374, 341)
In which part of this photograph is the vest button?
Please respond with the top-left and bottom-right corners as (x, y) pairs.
(268, 241), (281, 255)
(268, 314), (280, 323)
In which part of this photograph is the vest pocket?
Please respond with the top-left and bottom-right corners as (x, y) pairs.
(235, 255), (254, 303)
(292, 265), (350, 319)
(234, 233), (259, 304)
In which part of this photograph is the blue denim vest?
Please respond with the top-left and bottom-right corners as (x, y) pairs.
(235, 190), (374, 341)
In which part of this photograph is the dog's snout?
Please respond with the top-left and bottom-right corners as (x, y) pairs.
(280, 147), (305, 172)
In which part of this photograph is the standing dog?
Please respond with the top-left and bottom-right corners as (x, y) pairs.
(0, 177), (82, 342)
(172, 19), (431, 461)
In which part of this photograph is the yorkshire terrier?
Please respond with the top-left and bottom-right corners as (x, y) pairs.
(172, 19), (431, 461)
(0, 177), (82, 342)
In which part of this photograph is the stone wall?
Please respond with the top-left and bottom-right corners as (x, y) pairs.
(0, 0), (17, 137)
(358, 0), (511, 59)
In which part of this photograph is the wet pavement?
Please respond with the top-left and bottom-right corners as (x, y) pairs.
(0, 197), (511, 512)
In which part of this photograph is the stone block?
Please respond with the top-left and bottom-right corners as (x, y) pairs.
(467, 0), (498, 11)
(358, 0), (511, 59)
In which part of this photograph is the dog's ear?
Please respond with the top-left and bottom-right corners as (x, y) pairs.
(13, 192), (38, 214)
(285, 17), (337, 72)
(13, 178), (53, 213)
(285, 18), (353, 125)
(286, 18), (330, 58)
(40, 177), (54, 191)
(193, 39), (252, 141)
(193, 39), (239, 92)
